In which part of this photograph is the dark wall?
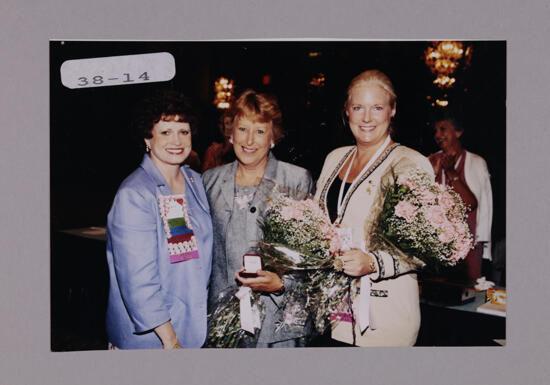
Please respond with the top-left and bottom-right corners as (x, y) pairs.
(50, 41), (506, 242)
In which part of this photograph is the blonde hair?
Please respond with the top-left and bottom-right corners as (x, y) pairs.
(345, 69), (397, 109)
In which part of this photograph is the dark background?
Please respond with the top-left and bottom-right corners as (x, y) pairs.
(50, 41), (506, 350)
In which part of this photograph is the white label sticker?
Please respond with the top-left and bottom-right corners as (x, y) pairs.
(60, 52), (175, 89)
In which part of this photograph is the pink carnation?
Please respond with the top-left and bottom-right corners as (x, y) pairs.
(396, 174), (417, 190)
(303, 199), (322, 215)
(320, 222), (341, 255)
(425, 205), (447, 228)
(452, 222), (468, 237)
(328, 236), (342, 255)
(438, 220), (457, 243)
(280, 205), (304, 221)
(452, 238), (473, 261)
(438, 191), (455, 211)
(394, 200), (418, 223)
(433, 183), (445, 194)
(320, 222), (335, 237)
(417, 187), (436, 205)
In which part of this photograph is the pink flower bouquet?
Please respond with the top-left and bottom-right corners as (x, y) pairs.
(259, 193), (351, 333)
(374, 170), (473, 269)
(260, 195), (341, 271)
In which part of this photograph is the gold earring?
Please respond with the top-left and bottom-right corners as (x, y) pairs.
(146, 144), (151, 152)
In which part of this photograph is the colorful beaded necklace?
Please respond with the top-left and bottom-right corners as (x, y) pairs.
(158, 194), (199, 263)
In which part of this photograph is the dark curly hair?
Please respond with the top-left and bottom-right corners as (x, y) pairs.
(133, 89), (199, 146)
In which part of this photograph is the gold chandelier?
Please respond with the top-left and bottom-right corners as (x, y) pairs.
(213, 77), (235, 109)
(425, 41), (472, 89)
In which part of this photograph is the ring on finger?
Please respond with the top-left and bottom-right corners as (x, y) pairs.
(333, 257), (344, 272)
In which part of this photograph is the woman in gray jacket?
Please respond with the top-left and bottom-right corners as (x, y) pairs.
(202, 89), (313, 347)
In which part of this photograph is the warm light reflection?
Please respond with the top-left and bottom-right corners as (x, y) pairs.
(309, 72), (326, 87)
(425, 41), (471, 89)
(213, 77), (235, 109)
(433, 75), (456, 87)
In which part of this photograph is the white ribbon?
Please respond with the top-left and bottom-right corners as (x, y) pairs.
(235, 286), (256, 333)
(359, 275), (371, 332)
(338, 233), (376, 333)
(357, 239), (376, 332)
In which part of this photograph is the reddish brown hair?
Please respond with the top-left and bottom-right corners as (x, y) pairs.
(230, 89), (284, 143)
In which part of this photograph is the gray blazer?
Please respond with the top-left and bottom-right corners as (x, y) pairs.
(202, 152), (313, 344)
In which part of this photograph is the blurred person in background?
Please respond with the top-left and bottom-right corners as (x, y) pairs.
(202, 110), (235, 172)
(428, 115), (493, 282)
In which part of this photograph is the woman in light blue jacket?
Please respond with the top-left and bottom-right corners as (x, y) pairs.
(106, 90), (212, 349)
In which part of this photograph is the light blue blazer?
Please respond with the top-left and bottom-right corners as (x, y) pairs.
(202, 153), (313, 344)
(106, 154), (213, 349)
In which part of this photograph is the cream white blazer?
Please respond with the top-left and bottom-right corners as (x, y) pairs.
(315, 144), (434, 346)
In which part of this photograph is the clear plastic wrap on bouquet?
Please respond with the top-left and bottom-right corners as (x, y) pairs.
(256, 178), (353, 334)
(205, 287), (265, 348)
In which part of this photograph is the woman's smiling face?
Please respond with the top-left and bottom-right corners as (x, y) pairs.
(145, 115), (192, 171)
(345, 82), (395, 147)
(231, 115), (274, 169)
(434, 119), (462, 152)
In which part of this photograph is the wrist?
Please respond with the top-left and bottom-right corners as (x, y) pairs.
(162, 337), (179, 349)
(271, 280), (285, 296)
(164, 340), (182, 349)
(359, 251), (377, 276)
(367, 252), (377, 274)
(155, 321), (178, 348)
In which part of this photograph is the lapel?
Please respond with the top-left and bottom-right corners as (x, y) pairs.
(251, 152), (278, 208)
(262, 152), (278, 181)
(318, 144), (400, 223)
(139, 154), (173, 196)
(180, 166), (209, 213)
(335, 143), (399, 223)
(219, 160), (239, 211)
(319, 147), (355, 214)
(139, 154), (209, 212)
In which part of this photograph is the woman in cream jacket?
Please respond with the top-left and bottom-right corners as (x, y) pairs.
(315, 70), (434, 346)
